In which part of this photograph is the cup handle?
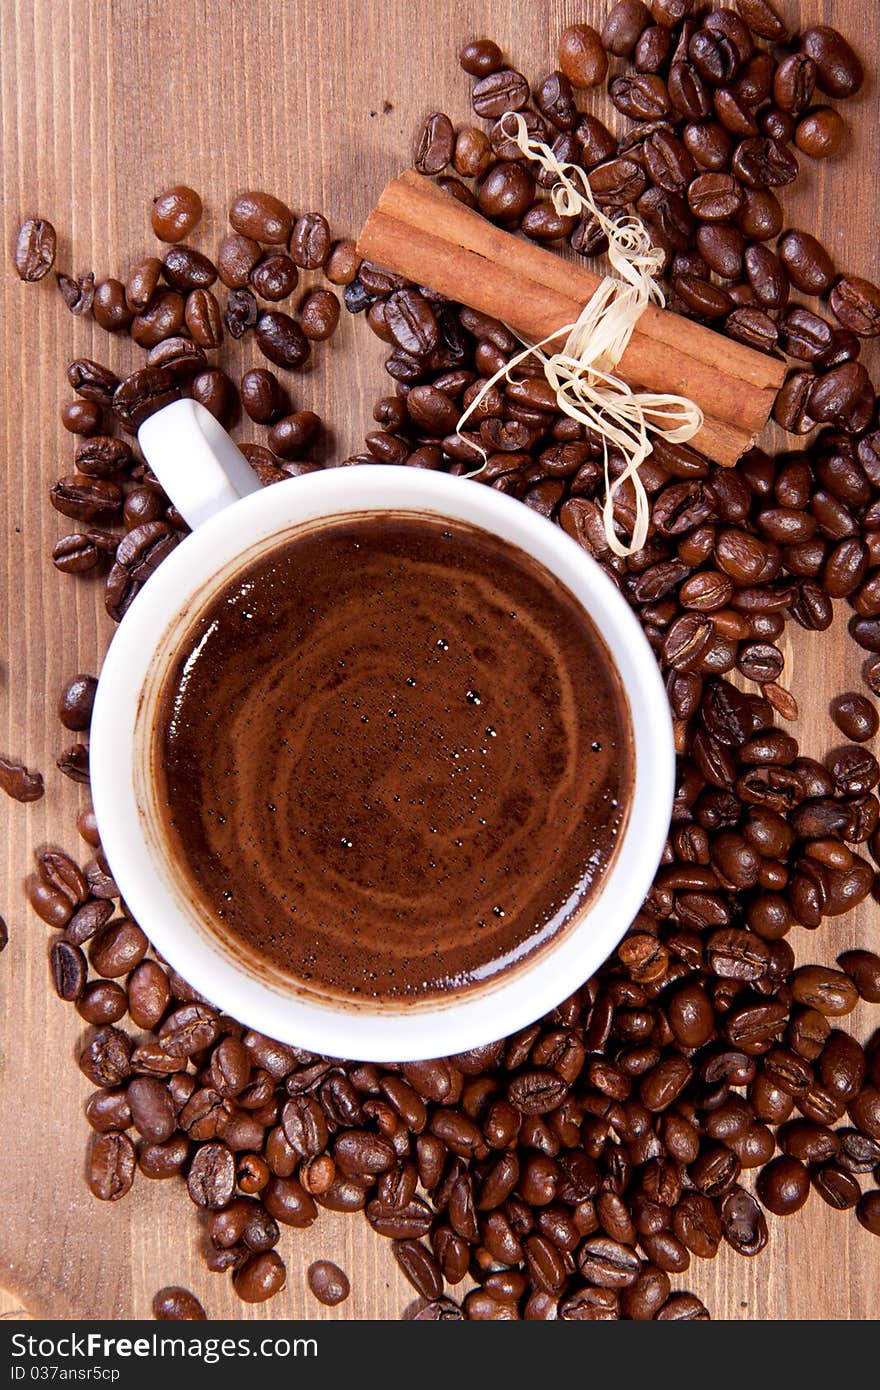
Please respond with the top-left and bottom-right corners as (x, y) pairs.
(137, 398), (263, 530)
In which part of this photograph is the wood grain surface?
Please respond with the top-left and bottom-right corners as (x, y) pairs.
(1, 0), (879, 1321)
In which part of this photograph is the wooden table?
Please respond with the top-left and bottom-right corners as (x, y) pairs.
(1, 0), (878, 1320)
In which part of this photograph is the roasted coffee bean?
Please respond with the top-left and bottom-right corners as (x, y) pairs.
(146, 336), (207, 379)
(687, 173), (742, 221)
(50, 477), (122, 526)
(88, 1131), (136, 1201)
(127, 1075), (177, 1144)
(610, 74), (670, 120)
(74, 437), (133, 481)
(830, 692), (878, 742)
(829, 276), (880, 338)
(184, 288), (223, 348)
(558, 24), (608, 88)
(68, 359), (119, 407)
(472, 68), (530, 119)
(233, 1250), (286, 1302)
(151, 186), (202, 242)
(56, 271), (95, 315)
(255, 310), (310, 369)
(49, 938), (86, 1001)
(795, 106), (846, 159)
(15, 216), (57, 280)
(113, 367), (180, 433)
(1, 755), (44, 803)
(602, 1), (652, 58)
(773, 53), (816, 116)
(151, 1286), (206, 1320)
(240, 368), (286, 424)
(477, 162), (536, 222)
(105, 522), (180, 622)
(307, 1259), (350, 1306)
(75, 979), (125, 1024)
(124, 256), (162, 313)
(162, 245), (217, 292)
(393, 1241), (443, 1300)
(224, 287), (259, 339)
(92, 278), (133, 331)
(229, 191), (293, 245)
(732, 137), (798, 188)
(131, 290), (186, 348)
(89, 918), (148, 978)
(779, 230), (835, 295)
(300, 287), (340, 341)
(578, 1236), (641, 1288)
(756, 1154), (810, 1215)
(250, 252), (301, 301)
(80, 1027), (132, 1089)
(187, 1142), (235, 1209)
(191, 368), (237, 426)
(123, 959), (169, 1030)
(801, 26), (863, 99)
(415, 112), (455, 174)
(837, 950), (880, 1003)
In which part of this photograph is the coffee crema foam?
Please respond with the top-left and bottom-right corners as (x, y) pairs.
(155, 515), (632, 1001)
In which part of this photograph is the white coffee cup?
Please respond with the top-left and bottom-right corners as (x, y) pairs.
(90, 399), (674, 1062)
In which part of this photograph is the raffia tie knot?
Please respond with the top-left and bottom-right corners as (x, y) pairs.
(458, 112), (704, 558)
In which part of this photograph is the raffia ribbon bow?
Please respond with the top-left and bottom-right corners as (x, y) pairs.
(458, 112), (704, 558)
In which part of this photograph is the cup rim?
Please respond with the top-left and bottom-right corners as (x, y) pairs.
(90, 466), (674, 1061)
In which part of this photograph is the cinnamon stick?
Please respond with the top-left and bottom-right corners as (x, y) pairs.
(358, 173), (787, 468)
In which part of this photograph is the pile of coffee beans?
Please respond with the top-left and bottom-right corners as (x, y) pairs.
(15, 188), (344, 635)
(15, 0), (880, 1319)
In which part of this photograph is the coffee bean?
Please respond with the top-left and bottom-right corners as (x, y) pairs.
(249, 252), (298, 302)
(602, 1), (651, 57)
(267, 411), (320, 459)
(838, 950), (880, 1003)
(300, 288), (340, 341)
(233, 1250), (286, 1302)
(459, 38), (503, 76)
(105, 521), (180, 622)
(113, 367), (180, 433)
(151, 186), (202, 243)
(56, 271), (95, 316)
(91, 278), (133, 331)
(0, 755), (44, 803)
(477, 162), (536, 222)
(414, 112), (455, 174)
(184, 288), (223, 348)
(801, 26), (863, 99)
(60, 399), (103, 437)
(795, 106), (846, 159)
(307, 1259), (351, 1306)
(191, 368), (237, 426)
(187, 1142), (235, 1209)
(255, 310), (310, 368)
(152, 1286), (206, 1320)
(15, 217), (57, 281)
(162, 245), (217, 292)
(687, 172), (743, 220)
(229, 191), (293, 245)
(289, 212), (331, 270)
(75, 437), (133, 480)
(558, 24), (607, 88)
(88, 1131), (136, 1201)
(131, 290), (186, 348)
(778, 229), (835, 295)
(756, 1154), (810, 1214)
(829, 276), (880, 338)
(472, 69), (530, 119)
